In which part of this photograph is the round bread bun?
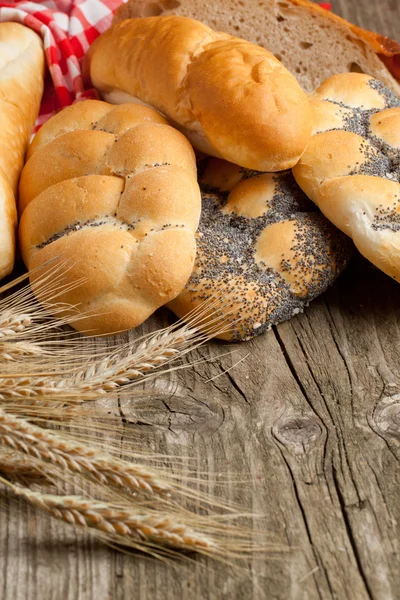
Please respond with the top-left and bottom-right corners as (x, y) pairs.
(19, 101), (201, 335)
(84, 15), (313, 173)
(293, 73), (400, 282)
(168, 159), (352, 341)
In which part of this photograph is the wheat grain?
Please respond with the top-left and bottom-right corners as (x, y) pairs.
(0, 409), (170, 495)
(10, 486), (217, 551)
(0, 313), (33, 338)
(0, 342), (50, 361)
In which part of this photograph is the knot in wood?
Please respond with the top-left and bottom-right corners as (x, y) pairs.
(274, 416), (323, 448)
(374, 399), (400, 438)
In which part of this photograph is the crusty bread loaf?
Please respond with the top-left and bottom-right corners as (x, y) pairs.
(168, 158), (352, 341)
(84, 15), (312, 172)
(0, 22), (44, 278)
(114, 0), (400, 94)
(292, 73), (400, 282)
(19, 101), (201, 334)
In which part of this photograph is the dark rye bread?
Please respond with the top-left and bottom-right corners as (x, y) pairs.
(113, 0), (400, 93)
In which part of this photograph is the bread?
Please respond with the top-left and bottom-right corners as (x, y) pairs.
(168, 158), (352, 341)
(0, 22), (44, 278)
(83, 15), (312, 172)
(113, 0), (400, 94)
(292, 73), (400, 282)
(19, 101), (201, 334)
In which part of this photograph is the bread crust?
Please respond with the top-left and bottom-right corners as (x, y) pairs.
(19, 101), (201, 335)
(0, 169), (17, 280)
(0, 22), (44, 277)
(84, 15), (312, 172)
(293, 73), (400, 282)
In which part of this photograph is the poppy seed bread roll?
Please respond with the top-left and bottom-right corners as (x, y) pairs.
(168, 158), (352, 341)
(293, 73), (400, 282)
(84, 15), (313, 172)
(19, 101), (201, 335)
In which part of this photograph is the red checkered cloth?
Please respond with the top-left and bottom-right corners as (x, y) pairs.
(0, 0), (122, 131)
(0, 1), (332, 133)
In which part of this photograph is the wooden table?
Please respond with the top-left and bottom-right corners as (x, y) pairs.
(2, 1), (400, 599)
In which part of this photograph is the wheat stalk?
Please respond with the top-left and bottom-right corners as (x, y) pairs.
(0, 409), (171, 495)
(9, 485), (217, 552)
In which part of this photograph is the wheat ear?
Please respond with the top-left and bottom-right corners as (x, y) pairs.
(9, 485), (216, 551)
(0, 324), (204, 400)
(0, 451), (47, 482)
(0, 410), (170, 495)
(0, 341), (52, 361)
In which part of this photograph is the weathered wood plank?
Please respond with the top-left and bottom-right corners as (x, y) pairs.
(1, 3), (400, 600)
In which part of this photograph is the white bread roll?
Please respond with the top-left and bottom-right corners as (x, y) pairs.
(19, 101), (201, 335)
(293, 73), (400, 283)
(83, 15), (312, 172)
(168, 158), (352, 341)
(0, 22), (44, 278)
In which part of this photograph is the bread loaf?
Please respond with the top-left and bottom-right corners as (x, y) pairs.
(19, 101), (201, 334)
(0, 22), (44, 278)
(292, 73), (400, 282)
(168, 158), (352, 341)
(114, 0), (400, 94)
(84, 15), (312, 172)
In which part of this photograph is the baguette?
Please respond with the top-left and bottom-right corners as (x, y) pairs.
(113, 0), (400, 94)
(84, 15), (312, 172)
(0, 22), (44, 278)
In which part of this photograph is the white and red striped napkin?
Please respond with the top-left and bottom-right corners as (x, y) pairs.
(0, 0), (121, 131)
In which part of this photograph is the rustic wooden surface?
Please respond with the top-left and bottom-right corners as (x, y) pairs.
(2, 1), (400, 599)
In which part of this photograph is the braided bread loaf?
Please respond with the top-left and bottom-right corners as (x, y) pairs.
(0, 23), (44, 278)
(84, 15), (312, 173)
(168, 159), (352, 341)
(293, 73), (400, 282)
(19, 101), (201, 334)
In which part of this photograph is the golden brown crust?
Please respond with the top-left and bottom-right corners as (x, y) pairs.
(168, 158), (352, 341)
(0, 169), (17, 279)
(0, 23), (45, 191)
(19, 101), (201, 335)
(293, 73), (400, 282)
(84, 15), (312, 172)
(0, 23), (44, 278)
(27, 100), (114, 159)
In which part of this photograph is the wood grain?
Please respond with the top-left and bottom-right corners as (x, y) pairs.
(1, 2), (400, 599)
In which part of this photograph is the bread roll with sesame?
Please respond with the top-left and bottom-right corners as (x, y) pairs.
(19, 101), (201, 334)
(293, 73), (400, 283)
(168, 159), (352, 341)
(0, 23), (44, 278)
(83, 15), (312, 173)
